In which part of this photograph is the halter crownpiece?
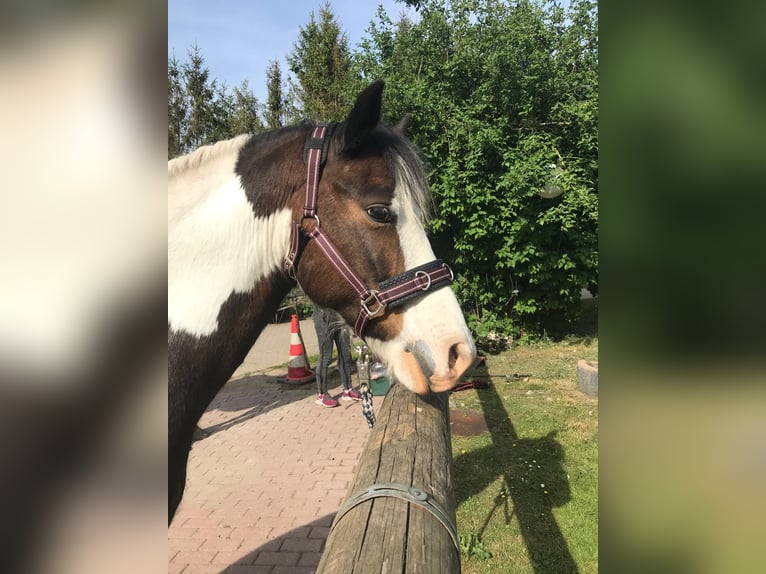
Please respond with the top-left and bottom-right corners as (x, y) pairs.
(284, 124), (455, 338)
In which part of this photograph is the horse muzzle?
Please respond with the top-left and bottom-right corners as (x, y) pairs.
(394, 337), (476, 395)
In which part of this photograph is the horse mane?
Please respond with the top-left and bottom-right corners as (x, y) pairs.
(167, 123), (434, 223)
(168, 134), (252, 178)
(375, 126), (435, 224)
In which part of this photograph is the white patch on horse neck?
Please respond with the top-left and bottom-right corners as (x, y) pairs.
(169, 152), (292, 337)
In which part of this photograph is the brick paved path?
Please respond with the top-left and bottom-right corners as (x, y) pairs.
(169, 363), (380, 574)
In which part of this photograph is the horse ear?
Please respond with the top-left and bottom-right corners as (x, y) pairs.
(342, 80), (384, 152)
(394, 113), (412, 134)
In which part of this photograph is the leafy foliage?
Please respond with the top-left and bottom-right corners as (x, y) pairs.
(265, 60), (287, 129)
(182, 44), (219, 152)
(354, 0), (598, 338)
(167, 47), (266, 159)
(167, 55), (187, 158)
(460, 531), (493, 561)
(228, 80), (265, 136)
(287, 1), (353, 122)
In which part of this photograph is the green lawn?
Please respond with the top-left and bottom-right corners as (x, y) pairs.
(451, 338), (598, 574)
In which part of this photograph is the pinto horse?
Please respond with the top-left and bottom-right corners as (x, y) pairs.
(168, 81), (476, 523)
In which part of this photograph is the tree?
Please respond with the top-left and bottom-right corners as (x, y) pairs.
(264, 60), (286, 129)
(228, 80), (264, 135)
(208, 81), (235, 142)
(355, 0), (599, 339)
(287, 1), (353, 121)
(168, 55), (187, 159)
(182, 44), (217, 151)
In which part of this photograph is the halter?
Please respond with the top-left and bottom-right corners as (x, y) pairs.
(284, 123), (455, 338)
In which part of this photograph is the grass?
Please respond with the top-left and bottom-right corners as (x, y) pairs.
(235, 329), (599, 573)
(451, 337), (598, 574)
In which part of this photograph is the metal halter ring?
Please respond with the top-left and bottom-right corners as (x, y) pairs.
(301, 213), (321, 229)
(415, 270), (432, 291)
(360, 291), (386, 318)
(443, 263), (454, 281)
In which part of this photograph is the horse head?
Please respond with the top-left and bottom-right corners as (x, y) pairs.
(289, 81), (476, 394)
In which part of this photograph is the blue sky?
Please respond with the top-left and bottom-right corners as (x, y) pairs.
(168, 0), (418, 102)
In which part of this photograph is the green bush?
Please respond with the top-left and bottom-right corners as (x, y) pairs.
(354, 0), (598, 338)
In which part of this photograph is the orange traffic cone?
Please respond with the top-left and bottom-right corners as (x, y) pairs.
(283, 314), (315, 384)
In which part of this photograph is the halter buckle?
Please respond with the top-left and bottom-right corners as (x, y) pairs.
(360, 291), (386, 319)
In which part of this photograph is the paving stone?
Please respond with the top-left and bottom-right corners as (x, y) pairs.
(298, 551), (323, 566)
(254, 551), (300, 566)
(272, 566), (318, 574)
(279, 537), (324, 553)
(171, 549), (218, 565)
(169, 323), (383, 574)
(223, 565), (273, 574)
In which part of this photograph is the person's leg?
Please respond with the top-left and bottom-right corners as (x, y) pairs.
(335, 328), (353, 391)
(336, 328), (362, 401)
(313, 312), (334, 397)
(339, 328), (356, 375)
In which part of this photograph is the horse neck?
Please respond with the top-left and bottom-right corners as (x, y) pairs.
(169, 131), (307, 429)
(168, 132), (303, 340)
(169, 272), (293, 432)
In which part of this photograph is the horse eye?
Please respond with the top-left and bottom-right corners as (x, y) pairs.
(366, 205), (392, 223)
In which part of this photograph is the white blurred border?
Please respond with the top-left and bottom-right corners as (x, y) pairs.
(0, 4), (166, 574)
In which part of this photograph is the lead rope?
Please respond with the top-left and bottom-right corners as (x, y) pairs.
(354, 342), (376, 429)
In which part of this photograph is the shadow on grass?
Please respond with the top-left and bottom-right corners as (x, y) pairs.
(453, 361), (579, 573)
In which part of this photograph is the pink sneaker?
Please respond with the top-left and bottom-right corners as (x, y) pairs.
(316, 394), (339, 408)
(341, 388), (362, 401)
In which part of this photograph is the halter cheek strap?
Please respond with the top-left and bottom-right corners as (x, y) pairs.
(283, 123), (336, 276)
(284, 124), (455, 338)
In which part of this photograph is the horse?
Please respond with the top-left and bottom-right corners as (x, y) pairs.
(168, 80), (476, 523)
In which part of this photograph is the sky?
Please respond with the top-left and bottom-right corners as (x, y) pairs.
(168, 0), (418, 103)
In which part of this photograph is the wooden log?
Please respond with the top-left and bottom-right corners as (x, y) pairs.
(317, 381), (460, 574)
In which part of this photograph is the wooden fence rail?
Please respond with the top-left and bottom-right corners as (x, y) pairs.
(317, 381), (461, 573)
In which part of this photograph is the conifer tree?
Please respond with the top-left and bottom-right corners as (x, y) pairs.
(208, 82), (235, 142)
(265, 60), (286, 129)
(287, 2), (352, 121)
(167, 55), (187, 158)
(182, 44), (216, 151)
(229, 80), (264, 135)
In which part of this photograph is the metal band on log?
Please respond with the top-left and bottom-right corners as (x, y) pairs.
(317, 381), (460, 574)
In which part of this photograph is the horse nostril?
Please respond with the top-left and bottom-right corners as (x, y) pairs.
(448, 343), (459, 371)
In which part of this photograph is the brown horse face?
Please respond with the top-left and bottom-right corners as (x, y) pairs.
(293, 82), (476, 394)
